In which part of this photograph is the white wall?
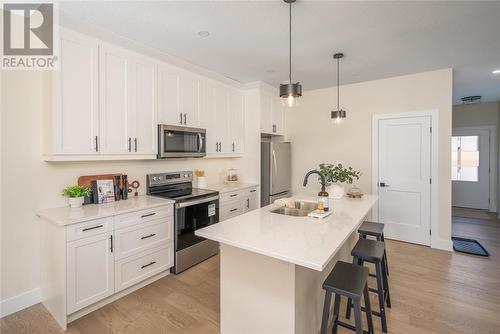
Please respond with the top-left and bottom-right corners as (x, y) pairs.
(452, 101), (500, 211)
(0, 70), (260, 307)
(286, 69), (453, 244)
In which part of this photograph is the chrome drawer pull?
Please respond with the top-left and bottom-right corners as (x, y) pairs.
(140, 233), (156, 240)
(141, 213), (156, 218)
(230, 208), (238, 212)
(230, 194), (238, 197)
(250, 189), (256, 193)
(82, 225), (103, 232)
(141, 261), (156, 269)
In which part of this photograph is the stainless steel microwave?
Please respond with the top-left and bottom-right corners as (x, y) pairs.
(157, 125), (206, 158)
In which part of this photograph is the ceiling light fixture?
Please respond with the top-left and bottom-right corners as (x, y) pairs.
(331, 53), (346, 124)
(493, 69), (500, 74)
(279, 0), (301, 108)
(197, 31), (210, 38)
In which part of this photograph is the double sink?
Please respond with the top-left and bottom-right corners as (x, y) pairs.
(270, 201), (318, 217)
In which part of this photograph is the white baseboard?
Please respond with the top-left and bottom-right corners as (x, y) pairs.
(0, 288), (41, 318)
(431, 237), (453, 251)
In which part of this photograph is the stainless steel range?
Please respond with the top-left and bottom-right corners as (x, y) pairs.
(146, 171), (219, 274)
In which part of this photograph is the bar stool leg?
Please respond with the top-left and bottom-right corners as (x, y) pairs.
(321, 291), (332, 334)
(363, 283), (374, 334)
(332, 294), (340, 334)
(345, 256), (360, 320)
(375, 261), (388, 333)
(381, 234), (389, 276)
(353, 298), (363, 334)
(382, 256), (391, 308)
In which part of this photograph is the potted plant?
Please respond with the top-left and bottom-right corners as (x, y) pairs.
(318, 163), (361, 199)
(62, 185), (92, 208)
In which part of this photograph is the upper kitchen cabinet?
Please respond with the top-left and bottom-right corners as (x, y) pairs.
(228, 87), (245, 154)
(99, 43), (157, 156)
(260, 89), (285, 136)
(43, 28), (100, 157)
(158, 66), (200, 128)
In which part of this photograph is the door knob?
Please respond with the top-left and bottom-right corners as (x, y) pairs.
(379, 182), (389, 188)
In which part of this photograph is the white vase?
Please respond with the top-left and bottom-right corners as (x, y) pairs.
(68, 196), (84, 208)
(327, 183), (345, 199)
(197, 176), (207, 188)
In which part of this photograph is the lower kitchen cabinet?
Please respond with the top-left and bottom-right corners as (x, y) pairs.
(219, 186), (259, 221)
(38, 200), (174, 330)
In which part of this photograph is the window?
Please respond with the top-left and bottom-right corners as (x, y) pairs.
(452, 135), (479, 182)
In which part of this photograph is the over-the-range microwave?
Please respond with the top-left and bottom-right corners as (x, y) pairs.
(157, 124), (206, 159)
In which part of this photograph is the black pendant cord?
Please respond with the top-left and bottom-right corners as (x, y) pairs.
(289, 2), (292, 84)
(337, 57), (340, 110)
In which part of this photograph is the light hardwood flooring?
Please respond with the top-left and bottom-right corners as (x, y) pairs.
(2, 213), (499, 334)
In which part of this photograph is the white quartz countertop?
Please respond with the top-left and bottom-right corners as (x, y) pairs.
(205, 182), (259, 194)
(196, 194), (378, 271)
(37, 195), (174, 227)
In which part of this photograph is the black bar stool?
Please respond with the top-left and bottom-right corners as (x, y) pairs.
(321, 261), (374, 334)
(346, 238), (391, 333)
(358, 221), (389, 276)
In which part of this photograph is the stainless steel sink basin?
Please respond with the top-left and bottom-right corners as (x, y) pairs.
(270, 201), (318, 217)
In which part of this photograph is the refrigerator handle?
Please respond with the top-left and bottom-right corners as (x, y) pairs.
(272, 149), (278, 188)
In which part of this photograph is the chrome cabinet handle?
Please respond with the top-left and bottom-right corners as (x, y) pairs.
(128, 138), (132, 152)
(230, 208), (238, 212)
(110, 235), (113, 253)
(95, 136), (99, 152)
(141, 261), (156, 269)
(230, 194), (238, 198)
(141, 233), (156, 240)
(134, 138), (137, 152)
(232, 142), (235, 152)
(247, 198), (250, 209)
(179, 113), (183, 124)
(141, 213), (156, 218)
(82, 225), (103, 232)
(216, 142), (219, 152)
(183, 113), (187, 125)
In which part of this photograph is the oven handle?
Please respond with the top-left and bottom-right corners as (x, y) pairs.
(175, 195), (219, 209)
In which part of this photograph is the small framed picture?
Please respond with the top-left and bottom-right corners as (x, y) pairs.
(92, 179), (115, 204)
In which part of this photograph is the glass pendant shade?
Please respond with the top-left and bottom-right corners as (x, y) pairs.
(280, 82), (302, 107)
(331, 109), (346, 124)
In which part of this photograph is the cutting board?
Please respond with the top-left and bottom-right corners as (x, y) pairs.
(77, 173), (123, 188)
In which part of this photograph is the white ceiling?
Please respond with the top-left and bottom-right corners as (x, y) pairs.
(59, 1), (500, 103)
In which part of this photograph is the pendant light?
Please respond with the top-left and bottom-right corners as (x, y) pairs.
(331, 53), (346, 124)
(280, 0), (302, 108)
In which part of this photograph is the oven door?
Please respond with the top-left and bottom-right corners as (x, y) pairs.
(158, 125), (206, 158)
(174, 196), (219, 251)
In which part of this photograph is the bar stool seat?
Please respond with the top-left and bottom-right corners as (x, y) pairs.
(321, 261), (374, 334)
(358, 221), (384, 238)
(352, 238), (385, 263)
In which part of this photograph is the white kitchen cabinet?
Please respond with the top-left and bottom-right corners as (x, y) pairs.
(213, 82), (230, 153)
(244, 191), (259, 213)
(219, 186), (259, 221)
(260, 89), (285, 136)
(46, 28), (100, 155)
(66, 232), (114, 314)
(228, 87), (245, 154)
(158, 66), (200, 127)
(100, 44), (157, 155)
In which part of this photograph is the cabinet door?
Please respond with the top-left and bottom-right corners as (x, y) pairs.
(214, 84), (229, 153)
(158, 65), (182, 126)
(67, 232), (114, 314)
(131, 58), (157, 155)
(260, 91), (273, 134)
(54, 28), (99, 154)
(244, 193), (259, 213)
(200, 79), (218, 154)
(272, 97), (285, 135)
(228, 88), (244, 154)
(180, 73), (200, 127)
(99, 44), (131, 154)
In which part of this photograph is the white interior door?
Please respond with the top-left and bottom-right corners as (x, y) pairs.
(452, 128), (490, 209)
(376, 116), (432, 246)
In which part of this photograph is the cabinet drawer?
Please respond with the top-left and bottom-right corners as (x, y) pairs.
(245, 187), (258, 196)
(114, 218), (173, 260)
(220, 190), (244, 203)
(114, 205), (173, 230)
(115, 245), (173, 292)
(66, 217), (113, 242)
(220, 199), (245, 221)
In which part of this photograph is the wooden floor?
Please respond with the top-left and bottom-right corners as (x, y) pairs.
(2, 211), (499, 334)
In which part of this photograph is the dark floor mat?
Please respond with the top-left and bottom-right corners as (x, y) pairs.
(452, 237), (490, 256)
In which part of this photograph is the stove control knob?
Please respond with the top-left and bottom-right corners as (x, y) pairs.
(184, 174), (188, 178)
(153, 176), (157, 181)
(158, 176), (163, 181)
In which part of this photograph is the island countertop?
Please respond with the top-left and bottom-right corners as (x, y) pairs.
(196, 194), (378, 271)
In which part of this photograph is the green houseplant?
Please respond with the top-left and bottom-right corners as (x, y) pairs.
(62, 185), (92, 208)
(318, 163), (361, 199)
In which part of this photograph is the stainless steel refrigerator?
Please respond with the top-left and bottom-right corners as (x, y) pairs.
(261, 141), (291, 207)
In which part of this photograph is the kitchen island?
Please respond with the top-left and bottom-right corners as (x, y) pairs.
(196, 194), (378, 334)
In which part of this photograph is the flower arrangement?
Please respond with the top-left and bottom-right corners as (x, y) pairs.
(318, 163), (361, 186)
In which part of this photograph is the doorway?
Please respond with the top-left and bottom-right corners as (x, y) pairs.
(372, 112), (437, 246)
